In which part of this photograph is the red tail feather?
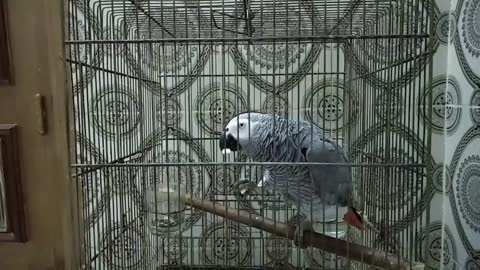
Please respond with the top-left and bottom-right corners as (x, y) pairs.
(343, 207), (365, 230)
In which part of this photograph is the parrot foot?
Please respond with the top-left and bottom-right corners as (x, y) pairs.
(235, 179), (260, 196)
(293, 220), (313, 248)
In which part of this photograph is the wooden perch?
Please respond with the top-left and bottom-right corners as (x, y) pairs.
(183, 194), (424, 270)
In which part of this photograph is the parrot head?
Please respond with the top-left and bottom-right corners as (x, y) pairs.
(219, 112), (265, 153)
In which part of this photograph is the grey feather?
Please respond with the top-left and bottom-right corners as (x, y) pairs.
(232, 112), (353, 222)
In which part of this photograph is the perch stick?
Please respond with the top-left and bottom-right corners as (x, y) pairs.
(183, 194), (424, 270)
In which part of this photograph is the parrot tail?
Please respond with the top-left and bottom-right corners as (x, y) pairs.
(343, 206), (365, 230)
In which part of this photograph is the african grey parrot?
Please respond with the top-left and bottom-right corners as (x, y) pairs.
(219, 112), (365, 246)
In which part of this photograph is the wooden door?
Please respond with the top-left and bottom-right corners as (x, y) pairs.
(0, 0), (76, 269)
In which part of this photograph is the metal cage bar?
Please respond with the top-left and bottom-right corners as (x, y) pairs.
(66, 0), (435, 269)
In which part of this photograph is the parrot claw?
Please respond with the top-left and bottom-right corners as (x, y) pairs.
(235, 179), (259, 196)
(293, 220), (313, 248)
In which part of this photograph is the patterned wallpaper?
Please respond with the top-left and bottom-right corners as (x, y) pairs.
(435, 0), (480, 269)
(67, 0), (480, 269)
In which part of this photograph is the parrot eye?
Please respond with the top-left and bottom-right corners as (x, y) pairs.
(239, 123), (245, 128)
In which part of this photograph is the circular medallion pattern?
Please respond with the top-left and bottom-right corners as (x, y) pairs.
(125, 6), (209, 95)
(163, 237), (188, 263)
(156, 97), (183, 127)
(432, 164), (452, 194)
(455, 0), (480, 87)
(110, 167), (135, 195)
(248, 42), (308, 71)
(415, 222), (457, 270)
(373, 229), (400, 256)
(360, 147), (425, 211)
(201, 221), (252, 266)
(75, 133), (109, 228)
(136, 128), (212, 235)
(266, 234), (291, 263)
(214, 167), (239, 194)
(470, 90), (480, 125)
(90, 86), (141, 138)
(449, 126), (480, 258)
(374, 90), (403, 121)
(455, 155), (480, 232)
(100, 223), (151, 270)
(436, 12), (457, 44)
(305, 230), (360, 269)
(103, 26), (128, 57)
(419, 75), (462, 134)
(466, 258), (480, 270)
(361, 10), (426, 66)
(461, 0), (480, 58)
(304, 80), (359, 131)
(346, 1), (438, 88)
(262, 94), (289, 118)
(195, 82), (249, 135)
(143, 44), (197, 74)
(349, 124), (435, 231)
(230, 0), (322, 93)
(68, 0), (103, 95)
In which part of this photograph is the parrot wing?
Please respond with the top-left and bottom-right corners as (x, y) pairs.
(300, 137), (353, 207)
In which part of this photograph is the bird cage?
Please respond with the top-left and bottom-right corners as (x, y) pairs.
(66, 0), (438, 269)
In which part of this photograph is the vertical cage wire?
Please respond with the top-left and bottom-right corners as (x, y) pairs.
(66, 0), (436, 269)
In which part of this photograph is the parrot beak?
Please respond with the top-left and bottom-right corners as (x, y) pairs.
(219, 131), (241, 153)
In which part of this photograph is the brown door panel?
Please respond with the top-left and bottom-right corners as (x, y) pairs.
(0, 0), (75, 269)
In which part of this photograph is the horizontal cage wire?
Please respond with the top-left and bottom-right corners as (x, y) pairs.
(66, 0), (437, 269)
